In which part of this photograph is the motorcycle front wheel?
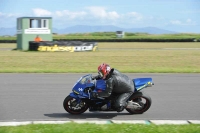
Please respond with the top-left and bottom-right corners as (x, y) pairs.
(126, 92), (152, 114)
(63, 95), (89, 114)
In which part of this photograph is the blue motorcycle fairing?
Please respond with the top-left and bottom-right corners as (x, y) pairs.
(70, 79), (106, 99)
(72, 83), (85, 95)
(93, 79), (106, 93)
(86, 83), (95, 88)
(133, 78), (153, 91)
(70, 91), (88, 99)
(69, 92), (79, 99)
(71, 74), (97, 98)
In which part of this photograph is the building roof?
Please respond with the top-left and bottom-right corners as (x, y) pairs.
(17, 17), (52, 19)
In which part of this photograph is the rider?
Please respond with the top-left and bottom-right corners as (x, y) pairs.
(91, 63), (135, 112)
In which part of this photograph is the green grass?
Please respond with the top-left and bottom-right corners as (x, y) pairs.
(0, 123), (200, 133)
(0, 43), (16, 48)
(0, 42), (200, 73)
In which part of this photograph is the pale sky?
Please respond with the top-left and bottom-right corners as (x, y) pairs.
(0, 0), (200, 33)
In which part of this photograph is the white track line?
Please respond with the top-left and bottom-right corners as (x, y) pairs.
(1, 120), (200, 126)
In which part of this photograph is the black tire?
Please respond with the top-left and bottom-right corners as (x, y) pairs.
(63, 95), (89, 114)
(126, 92), (152, 114)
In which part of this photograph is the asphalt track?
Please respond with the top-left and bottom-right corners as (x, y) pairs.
(0, 73), (200, 122)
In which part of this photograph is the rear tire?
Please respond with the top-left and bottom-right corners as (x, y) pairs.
(126, 92), (152, 114)
(63, 95), (88, 114)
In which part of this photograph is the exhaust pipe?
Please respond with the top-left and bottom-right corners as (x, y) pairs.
(126, 101), (142, 109)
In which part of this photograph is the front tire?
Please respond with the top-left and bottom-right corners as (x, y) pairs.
(126, 92), (152, 114)
(63, 95), (89, 114)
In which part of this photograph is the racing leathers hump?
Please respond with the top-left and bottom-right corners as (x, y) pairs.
(97, 69), (135, 97)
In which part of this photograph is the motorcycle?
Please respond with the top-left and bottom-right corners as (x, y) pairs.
(63, 74), (154, 114)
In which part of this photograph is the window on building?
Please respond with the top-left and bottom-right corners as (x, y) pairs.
(29, 19), (48, 28)
(30, 19), (38, 28)
(41, 19), (48, 28)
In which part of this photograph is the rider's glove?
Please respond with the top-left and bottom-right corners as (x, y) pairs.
(92, 75), (102, 80)
(90, 92), (98, 98)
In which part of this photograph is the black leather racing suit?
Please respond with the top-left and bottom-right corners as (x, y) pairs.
(93, 68), (135, 109)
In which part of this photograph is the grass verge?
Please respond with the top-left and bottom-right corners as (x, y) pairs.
(0, 42), (200, 73)
(0, 123), (200, 133)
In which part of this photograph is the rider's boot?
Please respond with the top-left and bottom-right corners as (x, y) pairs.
(117, 106), (125, 112)
(115, 92), (133, 112)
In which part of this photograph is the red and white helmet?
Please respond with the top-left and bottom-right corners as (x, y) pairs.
(98, 63), (111, 79)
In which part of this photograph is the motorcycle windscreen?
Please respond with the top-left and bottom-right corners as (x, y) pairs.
(133, 78), (152, 91)
(95, 79), (106, 92)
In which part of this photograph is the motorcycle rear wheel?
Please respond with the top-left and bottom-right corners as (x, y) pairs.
(126, 92), (152, 114)
(63, 95), (89, 114)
